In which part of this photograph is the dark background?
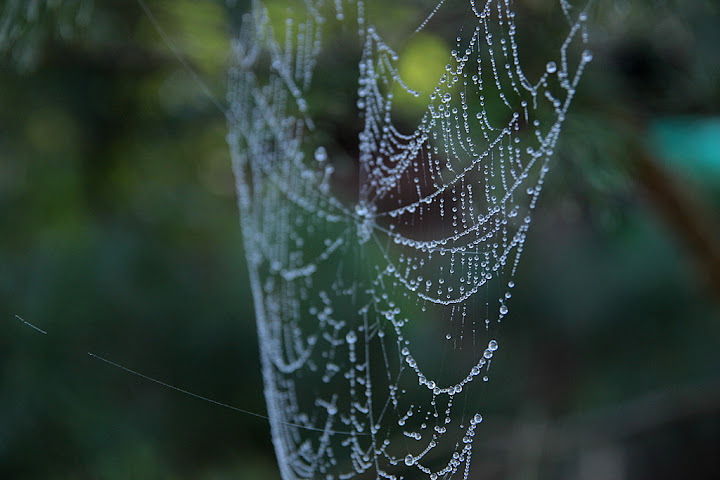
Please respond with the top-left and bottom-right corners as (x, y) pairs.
(1, 1), (718, 479)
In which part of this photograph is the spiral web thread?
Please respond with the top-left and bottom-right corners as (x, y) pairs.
(226, 1), (591, 478)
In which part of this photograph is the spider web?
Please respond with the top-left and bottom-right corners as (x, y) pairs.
(225, 1), (591, 478)
(0, 0), (92, 70)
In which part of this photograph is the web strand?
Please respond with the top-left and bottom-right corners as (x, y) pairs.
(12, 315), (359, 436)
(136, 0), (228, 117)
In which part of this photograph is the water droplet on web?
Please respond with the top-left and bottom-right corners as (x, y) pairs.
(499, 305), (508, 315)
(314, 146), (327, 162)
(346, 330), (357, 344)
(546, 61), (557, 74)
(405, 454), (415, 466)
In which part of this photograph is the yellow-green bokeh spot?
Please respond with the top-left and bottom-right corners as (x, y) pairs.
(393, 32), (449, 116)
(142, 0), (229, 75)
(264, 0), (309, 43)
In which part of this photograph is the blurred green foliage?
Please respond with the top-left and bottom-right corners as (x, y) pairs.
(1, 1), (719, 479)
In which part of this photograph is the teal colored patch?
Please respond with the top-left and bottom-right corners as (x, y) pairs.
(648, 116), (720, 182)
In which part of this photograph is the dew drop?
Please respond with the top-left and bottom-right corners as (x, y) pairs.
(314, 146), (327, 162)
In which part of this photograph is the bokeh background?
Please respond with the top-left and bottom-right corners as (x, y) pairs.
(1, 1), (719, 479)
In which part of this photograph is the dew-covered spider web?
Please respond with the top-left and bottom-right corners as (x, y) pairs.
(226, 0), (591, 478)
(0, 0), (92, 70)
